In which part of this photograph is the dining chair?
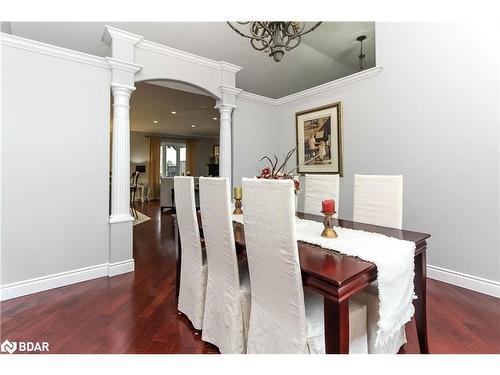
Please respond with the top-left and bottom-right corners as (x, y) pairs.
(199, 177), (251, 354)
(353, 174), (406, 353)
(130, 171), (140, 219)
(353, 175), (403, 229)
(304, 174), (340, 217)
(174, 176), (207, 331)
(242, 177), (369, 354)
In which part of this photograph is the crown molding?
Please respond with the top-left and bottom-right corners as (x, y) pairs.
(239, 66), (383, 106)
(102, 25), (143, 46)
(275, 66), (383, 105)
(137, 39), (241, 74)
(0, 32), (109, 69)
(219, 60), (242, 74)
(238, 90), (277, 105)
(105, 57), (143, 73)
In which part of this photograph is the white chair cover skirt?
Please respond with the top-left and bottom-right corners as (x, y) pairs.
(199, 177), (250, 354)
(242, 178), (369, 353)
(304, 174), (340, 218)
(174, 176), (207, 330)
(353, 175), (403, 229)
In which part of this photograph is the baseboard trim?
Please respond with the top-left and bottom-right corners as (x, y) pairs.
(427, 264), (500, 298)
(0, 263), (109, 301)
(1, 260), (135, 301)
(108, 259), (135, 277)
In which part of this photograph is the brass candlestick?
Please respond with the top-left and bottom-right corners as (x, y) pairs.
(321, 211), (338, 238)
(233, 198), (243, 215)
(233, 187), (243, 215)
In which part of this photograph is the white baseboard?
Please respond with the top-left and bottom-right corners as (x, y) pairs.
(1, 260), (135, 301)
(108, 259), (135, 277)
(427, 264), (500, 298)
(0, 263), (109, 301)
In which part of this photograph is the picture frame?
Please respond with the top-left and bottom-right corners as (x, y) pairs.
(296, 101), (343, 176)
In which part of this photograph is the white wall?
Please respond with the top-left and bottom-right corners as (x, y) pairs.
(195, 137), (219, 176)
(275, 23), (500, 286)
(233, 97), (278, 187)
(1, 38), (111, 292)
(130, 131), (150, 183)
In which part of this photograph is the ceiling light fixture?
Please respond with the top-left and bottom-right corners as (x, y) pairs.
(171, 111), (176, 114)
(213, 117), (218, 120)
(356, 35), (366, 70)
(227, 21), (323, 62)
(191, 124), (196, 128)
(153, 120), (158, 124)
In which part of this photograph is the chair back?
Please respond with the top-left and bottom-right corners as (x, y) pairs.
(353, 175), (403, 229)
(174, 176), (205, 329)
(242, 177), (308, 353)
(131, 171), (140, 188)
(160, 177), (175, 207)
(199, 177), (245, 353)
(304, 174), (340, 217)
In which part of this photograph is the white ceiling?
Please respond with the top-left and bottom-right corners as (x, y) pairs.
(129, 81), (219, 137)
(7, 21), (375, 98)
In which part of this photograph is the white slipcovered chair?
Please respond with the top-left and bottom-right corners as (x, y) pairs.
(174, 176), (207, 331)
(304, 174), (340, 217)
(353, 175), (403, 229)
(353, 174), (406, 353)
(242, 177), (369, 354)
(199, 177), (251, 354)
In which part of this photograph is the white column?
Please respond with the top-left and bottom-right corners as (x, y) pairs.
(110, 83), (135, 223)
(217, 105), (234, 180)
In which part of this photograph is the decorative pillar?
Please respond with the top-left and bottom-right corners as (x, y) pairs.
(217, 105), (235, 180)
(102, 25), (143, 276)
(109, 83), (135, 223)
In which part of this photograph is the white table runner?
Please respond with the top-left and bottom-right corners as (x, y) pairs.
(233, 214), (416, 348)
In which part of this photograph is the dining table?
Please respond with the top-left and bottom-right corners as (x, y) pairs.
(172, 211), (431, 354)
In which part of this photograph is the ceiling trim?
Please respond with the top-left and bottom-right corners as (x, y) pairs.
(238, 66), (383, 106)
(275, 66), (384, 105)
(137, 39), (242, 74)
(238, 90), (277, 106)
(0, 32), (110, 69)
(102, 25), (143, 46)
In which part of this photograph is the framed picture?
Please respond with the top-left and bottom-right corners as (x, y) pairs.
(296, 102), (343, 176)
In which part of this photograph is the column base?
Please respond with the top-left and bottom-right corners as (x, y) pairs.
(109, 219), (134, 275)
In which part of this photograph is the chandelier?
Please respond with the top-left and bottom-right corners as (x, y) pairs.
(227, 22), (323, 62)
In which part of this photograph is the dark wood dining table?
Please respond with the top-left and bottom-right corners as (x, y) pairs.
(172, 212), (431, 354)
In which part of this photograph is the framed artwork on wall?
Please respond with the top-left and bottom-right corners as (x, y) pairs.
(296, 101), (343, 176)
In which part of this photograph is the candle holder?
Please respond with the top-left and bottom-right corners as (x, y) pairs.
(233, 198), (243, 215)
(321, 210), (338, 238)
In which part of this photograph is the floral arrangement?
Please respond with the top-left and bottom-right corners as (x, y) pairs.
(257, 148), (301, 194)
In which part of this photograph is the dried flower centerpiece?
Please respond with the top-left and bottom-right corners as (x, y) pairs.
(257, 148), (302, 194)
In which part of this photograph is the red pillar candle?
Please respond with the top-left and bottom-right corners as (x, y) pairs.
(322, 199), (335, 213)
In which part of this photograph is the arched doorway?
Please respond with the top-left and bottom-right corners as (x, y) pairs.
(104, 25), (241, 277)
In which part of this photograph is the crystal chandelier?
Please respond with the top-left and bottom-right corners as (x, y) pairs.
(227, 21), (323, 62)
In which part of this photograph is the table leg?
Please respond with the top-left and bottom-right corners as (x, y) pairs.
(413, 247), (429, 354)
(174, 216), (181, 302)
(324, 297), (349, 354)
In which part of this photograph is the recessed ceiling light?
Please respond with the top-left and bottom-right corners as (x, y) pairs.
(191, 124), (196, 128)
(213, 117), (218, 120)
(153, 120), (158, 124)
(171, 111), (176, 114)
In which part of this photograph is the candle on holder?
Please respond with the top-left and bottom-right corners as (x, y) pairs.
(322, 199), (335, 213)
(233, 187), (243, 215)
(234, 187), (242, 200)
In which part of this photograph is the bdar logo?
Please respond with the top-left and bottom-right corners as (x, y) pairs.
(1, 339), (17, 354)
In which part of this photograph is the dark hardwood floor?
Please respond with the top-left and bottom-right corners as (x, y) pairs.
(1, 200), (499, 354)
